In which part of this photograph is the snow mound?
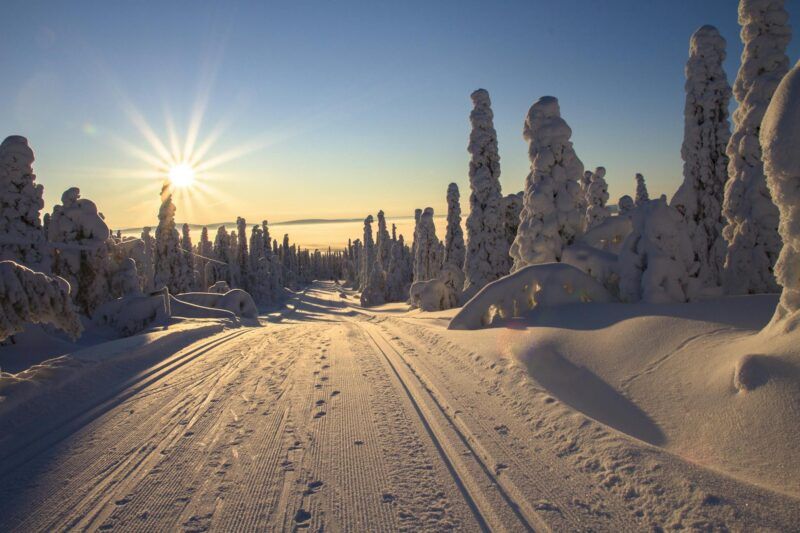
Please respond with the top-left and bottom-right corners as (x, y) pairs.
(580, 215), (633, 254)
(177, 289), (258, 319)
(169, 295), (237, 321)
(208, 280), (230, 293)
(409, 279), (450, 312)
(449, 262), (614, 330)
(93, 291), (170, 337)
(0, 260), (83, 341)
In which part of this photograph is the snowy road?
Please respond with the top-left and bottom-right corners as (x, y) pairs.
(1, 282), (798, 532)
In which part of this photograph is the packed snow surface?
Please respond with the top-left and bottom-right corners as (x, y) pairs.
(1, 282), (799, 531)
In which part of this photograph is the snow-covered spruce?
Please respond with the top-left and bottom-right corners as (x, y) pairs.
(154, 183), (192, 295)
(181, 223), (196, 290)
(760, 59), (800, 329)
(413, 207), (441, 283)
(376, 210), (391, 271)
(140, 227), (156, 292)
(248, 224), (271, 304)
(585, 167), (611, 230)
(444, 183), (465, 270)
(359, 261), (386, 307)
(722, 0), (791, 295)
(618, 195), (635, 215)
(0, 136), (48, 270)
(502, 192), (523, 255)
(463, 89), (509, 300)
(618, 198), (696, 303)
(236, 217), (249, 291)
(47, 187), (113, 315)
(359, 215), (375, 291)
(670, 25), (732, 291)
(510, 96), (585, 269)
(448, 263), (613, 330)
(635, 173), (650, 206)
(385, 236), (410, 302)
(0, 260), (83, 341)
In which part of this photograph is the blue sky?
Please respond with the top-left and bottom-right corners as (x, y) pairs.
(2, 0), (799, 228)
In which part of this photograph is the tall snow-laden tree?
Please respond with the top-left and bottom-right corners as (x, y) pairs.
(386, 235), (410, 301)
(181, 223), (196, 290)
(140, 227), (155, 291)
(444, 183), (465, 269)
(463, 89), (508, 299)
(618, 195), (635, 215)
(359, 215), (375, 291)
(376, 210), (391, 271)
(585, 167), (611, 230)
(197, 226), (212, 290)
(671, 25), (732, 290)
(248, 224), (271, 303)
(0, 136), (48, 270)
(511, 96), (585, 270)
(501, 192), (523, 253)
(236, 217), (249, 291)
(760, 59), (800, 328)
(154, 183), (191, 294)
(722, 0), (791, 295)
(413, 207), (440, 282)
(48, 187), (112, 315)
(635, 173), (650, 206)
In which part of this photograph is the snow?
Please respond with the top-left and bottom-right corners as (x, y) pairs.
(0, 260), (83, 341)
(463, 89), (510, 300)
(722, 0), (791, 295)
(154, 183), (193, 295)
(761, 59), (800, 329)
(443, 183), (465, 270)
(671, 25), (732, 290)
(510, 96), (585, 270)
(449, 262), (613, 330)
(412, 207), (440, 282)
(93, 291), (170, 336)
(177, 289), (259, 319)
(634, 173), (649, 206)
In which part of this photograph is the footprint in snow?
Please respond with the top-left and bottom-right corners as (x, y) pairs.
(294, 508), (312, 523)
(313, 411), (327, 419)
(330, 390), (340, 397)
(315, 399), (326, 406)
(304, 480), (324, 495)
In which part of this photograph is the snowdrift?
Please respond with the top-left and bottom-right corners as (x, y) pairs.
(449, 263), (614, 330)
(176, 289), (258, 319)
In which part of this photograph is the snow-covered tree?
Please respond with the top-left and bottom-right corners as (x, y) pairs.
(635, 173), (650, 206)
(359, 215), (375, 291)
(463, 89), (509, 299)
(211, 226), (230, 286)
(670, 25), (732, 290)
(511, 96), (585, 270)
(722, 0), (791, 295)
(181, 223), (196, 289)
(618, 198), (695, 303)
(444, 183), (465, 269)
(760, 59), (800, 328)
(376, 210), (391, 271)
(386, 235), (410, 301)
(140, 227), (155, 291)
(236, 217), (249, 291)
(47, 187), (112, 315)
(248, 224), (271, 303)
(618, 195), (635, 215)
(501, 192), (522, 260)
(0, 136), (48, 270)
(413, 207), (440, 282)
(585, 167), (611, 230)
(154, 183), (191, 294)
(0, 260), (83, 341)
(197, 226), (212, 290)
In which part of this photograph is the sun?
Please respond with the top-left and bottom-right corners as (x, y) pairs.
(168, 162), (196, 188)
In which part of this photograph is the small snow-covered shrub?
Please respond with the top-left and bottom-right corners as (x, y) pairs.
(208, 280), (230, 293)
(177, 289), (258, 319)
(585, 167), (611, 230)
(449, 263), (614, 330)
(0, 260), (83, 341)
(580, 215), (633, 254)
(562, 243), (619, 294)
(618, 199), (696, 303)
(93, 291), (170, 337)
(409, 279), (450, 312)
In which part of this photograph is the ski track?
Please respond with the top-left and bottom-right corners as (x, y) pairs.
(1, 281), (799, 531)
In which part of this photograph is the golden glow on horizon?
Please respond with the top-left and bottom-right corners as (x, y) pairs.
(168, 163), (196, 188)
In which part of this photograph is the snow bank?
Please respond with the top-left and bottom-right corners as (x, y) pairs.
(580, 215), (632, 254)
(208, 280), (230, 293)
(449, 262), (613, 330)
(409, 279), (450, 312)
(169, 295), (237, 321)
(562, 243), (619, 293)
(0, 260), (82, 341)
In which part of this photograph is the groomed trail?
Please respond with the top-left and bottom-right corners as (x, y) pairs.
(1, 282), (798, 532)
